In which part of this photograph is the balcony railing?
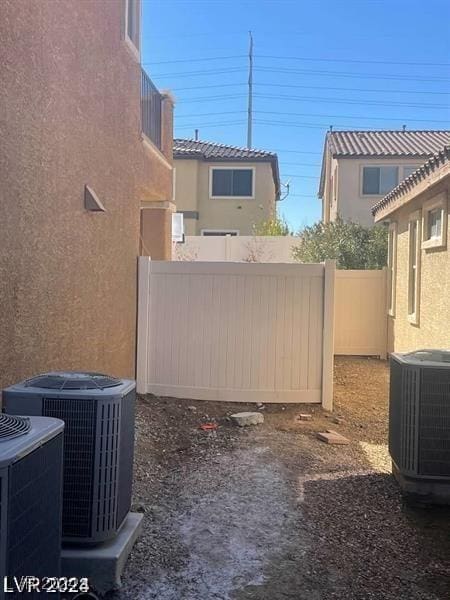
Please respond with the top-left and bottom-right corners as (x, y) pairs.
(141, 68), (162, 150)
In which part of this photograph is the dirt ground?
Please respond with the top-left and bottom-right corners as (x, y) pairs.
(108, 357), (450, 600)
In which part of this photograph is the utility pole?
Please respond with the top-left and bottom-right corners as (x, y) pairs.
(247, 30), (253, 148)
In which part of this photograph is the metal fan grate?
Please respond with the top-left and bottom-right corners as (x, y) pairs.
(0, 414), (31, 441)
(24, 371), (121, 390)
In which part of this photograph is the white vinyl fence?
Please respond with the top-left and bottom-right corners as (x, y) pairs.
(137, 258), (335, 408)
(173, 236), (300, 263)
(334, 269), (387, 358)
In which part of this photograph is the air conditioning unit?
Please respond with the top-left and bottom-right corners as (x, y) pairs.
(389, 349), (450, 504)
(0, 414), (64, 599)
(3, 372), (136, 545)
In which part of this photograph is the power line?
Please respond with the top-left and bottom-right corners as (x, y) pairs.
(144, 53), (450, 69)
(282, 174), (320, 179)
(253, 93), (448, 110)
(172, 81), (450, 96)
(177, 91), (448, 109)
(143, 55), (246, 66)
(176, 109), (448, 125)
(255, 66), (450, 84)
(151, 64), (450, 84)
(257, 54), (450, 68)
(177, 120), (247, 130)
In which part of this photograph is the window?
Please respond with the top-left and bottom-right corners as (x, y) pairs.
(125, 0), (140, 54)
(362, 166), (398, 195)
(428, 209), (442, 239)
(403, 165), (420, 179)
(387, 222), (397, 317)
(408, 211), (421, 324)
(201, 230), (239, 236)
(210, 168), (254, 198)
(422, 194), (447, 250)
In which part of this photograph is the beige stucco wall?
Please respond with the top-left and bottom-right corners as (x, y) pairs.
(0, 0), (173, 389)
(174, 159), (276, 235)
(323, 156), (426, 227)
(387, 178), (450, 353)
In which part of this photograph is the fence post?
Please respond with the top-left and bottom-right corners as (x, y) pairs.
(136, 257), (152, 394)
(322, 259), (336, 411)
(380, 266), (388, 360)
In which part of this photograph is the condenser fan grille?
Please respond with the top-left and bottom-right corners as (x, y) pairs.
(0, 414), (31, 441)
(24, 371), (121, 390)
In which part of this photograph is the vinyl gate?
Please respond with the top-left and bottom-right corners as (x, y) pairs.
(137, 258), (336, 408)
(334, 269), (387, 358)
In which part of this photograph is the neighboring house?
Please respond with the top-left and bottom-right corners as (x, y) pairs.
(372, 146), (450, 353)
(173, 139), (280, 235)
(319, 130), (450, 227)
(0, 0), (173, 389)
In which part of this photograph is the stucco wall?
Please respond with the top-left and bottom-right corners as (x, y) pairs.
(324, 156), (425, 227)
(387, 179), (450, 352)
(174, 159), (276, 235)
(0, 0), (172, 389)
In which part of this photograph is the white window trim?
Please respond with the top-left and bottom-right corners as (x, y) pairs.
(201, 229), (240, 236)
(387, 222), (397, 317)
(124, 0), (140, 61)
(359, 165), (399, 198)
(421, 193), (447, 250)
(407, 210), (421, 326)
(209, 166), (255, 200)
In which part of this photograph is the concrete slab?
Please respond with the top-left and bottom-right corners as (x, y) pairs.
(61, 512), (144, 595)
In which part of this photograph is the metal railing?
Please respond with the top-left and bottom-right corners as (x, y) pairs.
(141, 68), (162, 150)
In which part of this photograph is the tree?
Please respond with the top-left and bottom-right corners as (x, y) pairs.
(253, 215), (292, 236)
(292, 217), (388, 269)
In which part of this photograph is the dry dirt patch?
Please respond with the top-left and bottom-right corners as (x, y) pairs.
(108, 358), (450, 600)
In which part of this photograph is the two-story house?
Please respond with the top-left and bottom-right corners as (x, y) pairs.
(0, 0), (173, 388)
(372, 146), (450, 353)
(173, 139), (280, 235)
(319, 130), (450, 226)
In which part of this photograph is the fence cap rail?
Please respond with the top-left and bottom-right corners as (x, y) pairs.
(142, 260), (325, 277)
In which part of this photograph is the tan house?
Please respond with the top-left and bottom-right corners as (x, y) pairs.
(372, 146), (450, 353)
(0, 0), (173, 389)
(319, 130), (450, 227)
(173, 139), (280, 235)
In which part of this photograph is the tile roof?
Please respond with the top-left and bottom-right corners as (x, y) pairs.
(326, 130), (450, 158)
(372, 145), (450, 218)
(173, 138), (277, 160)
(173, 138), (280, 197)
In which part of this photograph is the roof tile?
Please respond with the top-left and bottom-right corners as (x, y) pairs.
(372, 145), (450, 217)
(173, 138), (277, 161)
(327, 130), (450, 157)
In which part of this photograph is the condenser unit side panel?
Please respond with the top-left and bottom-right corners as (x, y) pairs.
(92, 398), (121, 541)
(388, 358), (403, 467)
(117, 389), (136, 529)
(419, 367), (450, 477)
(6, 434), (63, 599)
(0, 470), (9, 600)
(43, 398), (97, 539)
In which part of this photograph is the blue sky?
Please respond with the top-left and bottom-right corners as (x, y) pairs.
(142, 0), (450, 231)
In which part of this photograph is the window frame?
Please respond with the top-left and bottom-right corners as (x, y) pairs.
(421, 193), (447, 250)
(407, 210), (421, 325)
(387, 222), (397, 317)
(201, 229), (240, 236)
(124, 0), (140, 60)
(360, 165), (399, 197)
(209, 166), (255, 200)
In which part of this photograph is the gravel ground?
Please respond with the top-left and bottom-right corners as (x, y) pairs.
(107, 357), (450, 600)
